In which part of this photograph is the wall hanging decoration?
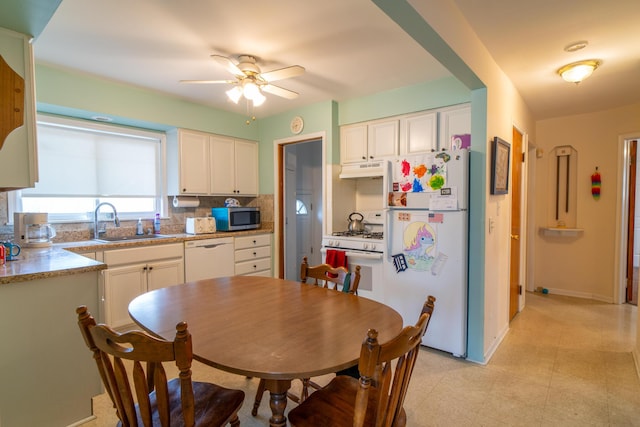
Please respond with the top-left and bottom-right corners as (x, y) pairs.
(490, 137), (510, 195)
(591, 167), (601, 199)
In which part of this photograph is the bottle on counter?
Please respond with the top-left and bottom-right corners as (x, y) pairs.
(154, 213), (161, 234)
(136, 218), (144, 235)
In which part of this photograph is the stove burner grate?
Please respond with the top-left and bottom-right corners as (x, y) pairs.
(332, 230), (384, 239)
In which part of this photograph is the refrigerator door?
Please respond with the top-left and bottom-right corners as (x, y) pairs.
(392, 149), (469, 210)
(384, 209), (467, 356)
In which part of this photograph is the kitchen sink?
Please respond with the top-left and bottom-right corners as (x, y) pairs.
(95, 234), (171, 243)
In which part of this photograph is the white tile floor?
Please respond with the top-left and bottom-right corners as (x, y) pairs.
(86, 292), (639, 426)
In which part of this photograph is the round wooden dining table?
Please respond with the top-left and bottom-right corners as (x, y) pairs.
(128, 275), (403, 427)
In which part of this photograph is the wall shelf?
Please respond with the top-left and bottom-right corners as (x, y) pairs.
(540, 227), (584, 237)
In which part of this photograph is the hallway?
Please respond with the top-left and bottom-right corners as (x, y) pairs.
(88, 292), (639, 426)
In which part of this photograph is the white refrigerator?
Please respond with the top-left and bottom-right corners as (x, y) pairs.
(384, 150), (468, 357)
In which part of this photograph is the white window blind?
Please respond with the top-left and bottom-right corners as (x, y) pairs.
(23, 121), (159, 197)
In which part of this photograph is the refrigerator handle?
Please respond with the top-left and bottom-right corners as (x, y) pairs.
(386, 209), (393, 260)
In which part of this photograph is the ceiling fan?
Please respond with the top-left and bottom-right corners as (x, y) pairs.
(180, 54), (305, 106)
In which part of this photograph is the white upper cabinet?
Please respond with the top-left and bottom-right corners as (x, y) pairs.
(0, 28), (38, 191)
(340, 124), (368, 163)
(400, 111), (437, 155)
(340, 119), (398, 164)
(169, 129), (210, 194)
(167, 129), (258, 196)
(210, 136), (258, 196)
(438, 104), (471, 150)
(368, 120), (399, 159)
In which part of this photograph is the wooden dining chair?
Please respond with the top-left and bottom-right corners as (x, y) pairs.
(76, 306), (245, 427)
(300, 256), (362, 294)
(287, 296), (436, 427)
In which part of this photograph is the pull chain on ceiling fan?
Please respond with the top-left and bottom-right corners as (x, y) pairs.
(180, 54), (305, 107)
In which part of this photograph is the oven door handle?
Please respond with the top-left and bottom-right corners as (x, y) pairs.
(343, 251), (383, 260)
(320, 248), (383, 260)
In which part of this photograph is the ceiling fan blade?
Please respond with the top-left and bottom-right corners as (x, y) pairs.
(179, 79), (236, 84)
(262, 84), (299, 99)
(211, 55), (245, 77)
(260, 65), (305, 82)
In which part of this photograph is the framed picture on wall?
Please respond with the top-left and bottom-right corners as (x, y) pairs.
(491, 136), (510, 195)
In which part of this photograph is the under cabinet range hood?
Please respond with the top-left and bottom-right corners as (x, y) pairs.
(339, 160), (387, 179)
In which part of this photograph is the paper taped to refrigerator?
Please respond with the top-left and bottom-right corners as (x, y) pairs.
(393, 152), (450, 193)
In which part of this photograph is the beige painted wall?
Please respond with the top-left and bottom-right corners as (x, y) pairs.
(411, 0), (536, 359)
(534, 103), (640, 301)
(535, 103), (640, 374)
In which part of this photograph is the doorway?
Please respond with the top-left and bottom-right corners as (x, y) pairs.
(617, 133), (640, 305)
(279, 137), (323, 280)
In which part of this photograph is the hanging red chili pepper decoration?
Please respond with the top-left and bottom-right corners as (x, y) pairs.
(591, 167), (601, 199)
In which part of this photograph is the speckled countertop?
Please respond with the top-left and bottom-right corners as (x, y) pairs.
(0, 227), (273, 285)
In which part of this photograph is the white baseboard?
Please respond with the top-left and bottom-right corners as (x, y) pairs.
(543, 287), (613, 303)
(479, 322), (510, 365)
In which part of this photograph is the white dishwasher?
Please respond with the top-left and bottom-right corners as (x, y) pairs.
(184, 237), (235, 282)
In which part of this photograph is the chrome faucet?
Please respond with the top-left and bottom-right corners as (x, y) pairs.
(94, 202), (120, 239)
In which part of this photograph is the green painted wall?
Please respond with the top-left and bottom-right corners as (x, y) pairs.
(257, 101), (337, 195)
(339, 76), (470, 125)
(35, 64), (259, 140)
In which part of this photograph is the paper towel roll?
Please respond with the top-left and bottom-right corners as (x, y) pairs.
(172, 196), (200, 208)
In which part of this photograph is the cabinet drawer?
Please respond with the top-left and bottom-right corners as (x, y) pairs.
(104, 243), (183, 266)
(235, 246), (271, 262)
(235, 258), (271, 275)
(235, 234), (271, 250)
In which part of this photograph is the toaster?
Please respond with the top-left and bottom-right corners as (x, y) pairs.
(185, 217), (216, 234)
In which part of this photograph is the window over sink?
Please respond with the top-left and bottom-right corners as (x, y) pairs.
(9, 115), (167, 222)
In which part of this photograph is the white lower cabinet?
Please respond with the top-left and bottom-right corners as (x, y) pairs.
(235, 234), (272, 277)
(102, 243), (184, 328)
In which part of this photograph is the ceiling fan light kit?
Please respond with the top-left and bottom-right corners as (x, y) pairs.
(557, 59), (601, 84)
(181, 54), (305, 108)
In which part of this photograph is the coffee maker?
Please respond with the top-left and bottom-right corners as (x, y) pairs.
(14, 212), (57, 247)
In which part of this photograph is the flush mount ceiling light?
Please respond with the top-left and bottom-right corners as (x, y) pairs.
(557, 59), (601, 84)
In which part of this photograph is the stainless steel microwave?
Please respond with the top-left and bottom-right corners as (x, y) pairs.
(211, 207), (260, 231)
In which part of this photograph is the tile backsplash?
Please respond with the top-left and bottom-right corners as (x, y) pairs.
(0, 193), (273, 243)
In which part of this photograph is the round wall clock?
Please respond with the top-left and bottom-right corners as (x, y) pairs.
(290, 116), (304, 134)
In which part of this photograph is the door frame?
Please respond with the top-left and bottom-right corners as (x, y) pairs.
(615, 132), (640, 303)
(273, 131), (326, 278)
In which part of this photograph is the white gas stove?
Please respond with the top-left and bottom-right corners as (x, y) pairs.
(321, 210), (386, 302)
(322, 210), (385, 256)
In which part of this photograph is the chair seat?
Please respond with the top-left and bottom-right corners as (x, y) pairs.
(287, 376), (406, 427)
(120, 378), (245, 427)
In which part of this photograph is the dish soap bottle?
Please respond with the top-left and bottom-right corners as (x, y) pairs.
(136, 218), (144, 235)
(154, 213), (161, 234)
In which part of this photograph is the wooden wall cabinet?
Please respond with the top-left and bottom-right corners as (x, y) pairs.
(0, 27), (38, 191)
(210, 135), (259, 196)
(340, 119), (398, 164)
(340, 104), (470, 160)
(167, 128), (258, 196)
(400, 111), (437, 155)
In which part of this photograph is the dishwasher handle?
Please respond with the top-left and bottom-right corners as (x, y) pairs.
(202, 243), (231, 249)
